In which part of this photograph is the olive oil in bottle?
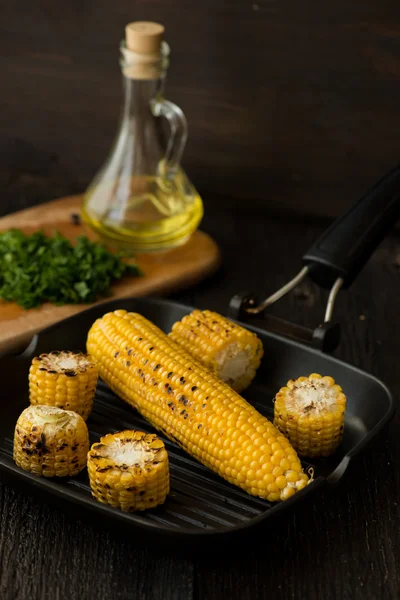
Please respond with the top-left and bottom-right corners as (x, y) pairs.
(81, 21), (203, 252)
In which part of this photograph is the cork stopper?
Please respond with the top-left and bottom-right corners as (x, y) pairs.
(125, 21), (165, 56)
(122, 21), (167, 80)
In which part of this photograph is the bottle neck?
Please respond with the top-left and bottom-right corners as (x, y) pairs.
(121, 75), (165, 118)
(119, 39), (169, 118)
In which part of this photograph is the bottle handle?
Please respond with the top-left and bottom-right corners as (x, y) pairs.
(153, 99), (188, 179)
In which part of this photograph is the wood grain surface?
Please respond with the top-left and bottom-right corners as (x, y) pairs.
(1, 1), (400, 219)
(0, 195), (220, 354)
(0, 192), (400, 599)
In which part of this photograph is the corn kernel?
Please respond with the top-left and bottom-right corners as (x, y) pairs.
(276, 476), (287, 490)
(281, 486), (296, 500)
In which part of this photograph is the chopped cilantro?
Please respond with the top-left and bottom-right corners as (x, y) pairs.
(0, 229), (141, 309)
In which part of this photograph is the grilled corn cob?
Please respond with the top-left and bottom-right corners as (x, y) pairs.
(28, 351), (98, 420)
(87, 430), (169, 512)
(13, 405), (89, 477)
(273, 374), (346, 458)
(86, 309), (310, 502)
(169, 310), (263, 393)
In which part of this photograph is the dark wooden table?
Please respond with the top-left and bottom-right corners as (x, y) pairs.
(0, 192), (399, 600)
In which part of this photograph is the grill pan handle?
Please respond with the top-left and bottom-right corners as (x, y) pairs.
(303, 164), (400, 289)
(229, 164), (400, 352)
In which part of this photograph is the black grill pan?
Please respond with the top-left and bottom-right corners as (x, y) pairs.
(0, 165), (399, 547)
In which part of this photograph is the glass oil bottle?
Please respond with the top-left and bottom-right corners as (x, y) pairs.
(81, 21), (204, 252)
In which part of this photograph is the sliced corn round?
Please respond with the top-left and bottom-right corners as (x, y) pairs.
(13, 405), (89, 477)
(87, 430), (170, 512)
(169, 309), (264, 393)
(273, 373), (347, 458)
(28, 350), (98, 420)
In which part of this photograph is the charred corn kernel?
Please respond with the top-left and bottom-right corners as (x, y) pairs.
(29, 351), (98, 420)
(87, 430), (169, 512)
(13, 405), (89, 477)
(273, 374), (347, 458)
(168, 309), (263, 393)
(86, 309), (310, 502)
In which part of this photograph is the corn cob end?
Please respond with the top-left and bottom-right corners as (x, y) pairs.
(13, 405), (89, 477)
(273, 373), (347, 458)
(28, 350), (98, 420)
(169, 309), (264, 393)
(87, 429), (170, 512)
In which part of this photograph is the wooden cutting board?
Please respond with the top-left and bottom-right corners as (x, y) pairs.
(0, 195), (221, 354)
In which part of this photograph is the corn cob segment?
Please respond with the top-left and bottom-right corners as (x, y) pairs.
(86, 309), (310, 502)
(87, 430), (169, 512)
(29, 351), (98, 420)
(169, 309), (263, 393)
(13, 405), (89, 477)
(273, 374), (347, 458)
